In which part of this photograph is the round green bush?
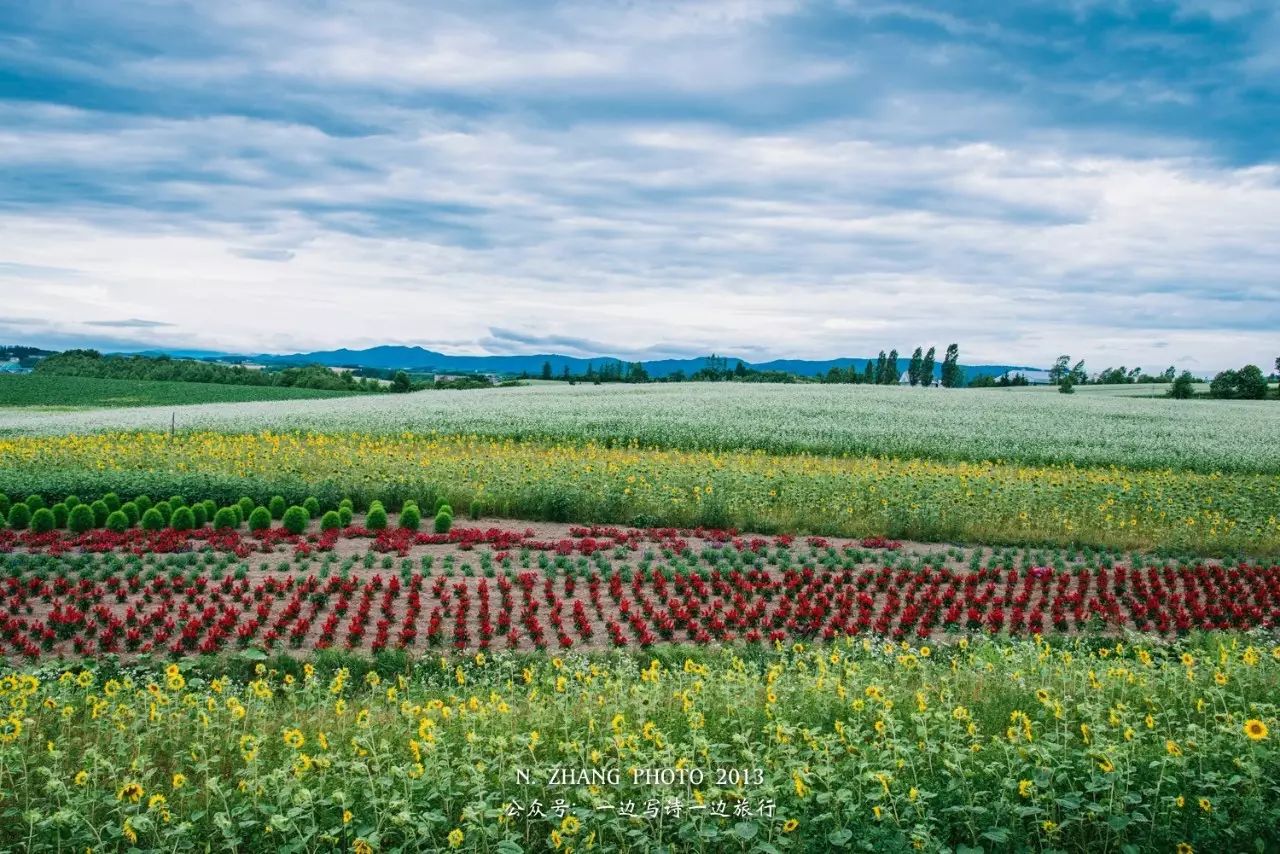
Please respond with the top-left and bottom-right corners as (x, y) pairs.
(437, 503), (453, 518)
(202, 499), (216, 519)
(169, 495), (186, 508)
(105, 511), (129, 533)
(434, 510), (453, 534)
(269, 496), (287, 520)
(320, 510), (341, 531)
(237, 497), (255, 518)
(339, 498), (354, 512)
(366, 503), (388, 530)
(0, 493), (10, 517)
(153, 501), (172, 525)
(102, 492), (121, 512)
(170, 506), (195, 532)
(25, 495), (45, 512)
(399, 503), (421, 531)
(248, 506), (272, 532)
(133, 495), (151, 513)
(191, 503), (207, 528)
(338, 506), (353, 526)
(120, 501), (139, 526)
(140, 508), (165, 531)
(212, 507), (238, 530)
(51, 503), (68, 528)
(90, 500), (109, 527)
(228, 505), (243, 527)
(282, 506), (309, 535)
(64, 495), (80, 509)
(303, 497), (321, 518)
(434, 497), (448, 513)
(30, 507), (55, 534)
(68, 504), (95, 534)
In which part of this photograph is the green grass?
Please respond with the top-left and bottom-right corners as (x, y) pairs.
(0, 374), (356, 409)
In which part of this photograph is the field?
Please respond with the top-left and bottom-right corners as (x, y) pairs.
(1, 383), (1277, 852)
(0, 374), (355, 410)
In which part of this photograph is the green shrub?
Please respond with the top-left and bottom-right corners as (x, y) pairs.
(339, 498), (354, 512)
(248, 506), (272, 532)
(202, 499), (216, 520)
(269, 496), (286, 520)
(437, 503), (453, 519)
(133, 495), (151, 513)
(153, 501), (172, 525)
(170, 506), (195, 532)
(303, 496), (321, 518)
(399, 503), (421, 531)
(434, 497), (449, 513)
(25, 494), (45, 512)
(320, 510), (341, 531)
(191, 503), (207, 528)
(434, 510), (453, 534)
(468, 499), (485, 520)
(30, 507), (55, 534)
(169, 495), (186, 508)
(89, 500), (109, 527)
(140, 508), (165, 531)
(338, 506), (353, 526)
(366, 503), (388, 530)
(102, 492), (121, 512)
(228, 505), (243, 527)
(0, 494), (9, 517)
(212, 507), (238, 530)
(51, 503), (68, 528)
(68, 504), (95, 534)
(64, 495), (80, 509)
(237, 497), (255, 518)
(105, 511), (129, 533)
(120, 501), (139, 526)
(282, 506), (309, 535)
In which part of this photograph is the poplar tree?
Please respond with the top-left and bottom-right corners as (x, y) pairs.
(908, 347), (923, 385)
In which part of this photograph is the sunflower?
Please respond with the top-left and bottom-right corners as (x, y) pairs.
(447, 828), (464, 848)
(117, 781), (144, 803)
(1177, 844), (1194, 854)
(782, 819), (799, 833)
(1244, 719), (1269, 741)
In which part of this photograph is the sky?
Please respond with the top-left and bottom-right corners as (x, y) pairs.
(1, 0), (1278, 370)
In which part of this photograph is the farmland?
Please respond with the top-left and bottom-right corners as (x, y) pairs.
(0, 374), (355, 410)
(1, 383), (1277, 852)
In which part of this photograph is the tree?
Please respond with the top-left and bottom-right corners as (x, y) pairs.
(863, 361), (875, 384)
(908, 347), (923, 386)
(884, 349), (899, 384)
(1058, 375), (1075, 394)
(734, 360), (747, 378)
(1169, 371), (1196, 399)
(1209, 369), (1239, 399)
(391, 370), (411, 393)
(1070, 360), (1087, 384)
(921, 347), (936, 387)
(1049, 355), (1071, 384)
(874, 351), (887, 384)
(541, 361), (552, 380)
(1237, 364), (1269, 399)
(562, 365), (571, 380)
(940, 344), (961, 388)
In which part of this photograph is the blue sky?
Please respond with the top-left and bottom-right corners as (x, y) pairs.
(1, 0), (1277, 369)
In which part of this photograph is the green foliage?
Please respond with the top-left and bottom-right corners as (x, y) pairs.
(102, 491), (121, 512)
(169, 505), (195, 531)
(140, 507), (165, 531)
(168, 495), (186, 508)
(191, 502), (207, 528)
(248, 506), (272, 532)
(25, 494), (45, 511)
(120, 501), (139, 526)
(51, 502), (68, 528)
(152, 501), (172, 525)
(89, 500), (108, 527)
(434, 509), (453, 533)
(281, 505), (309, 535)
(104, 510), (129, 533)
(268, 495), (286, 520)
(212, 506), (238, 530)
(237, 496), (255, 518)
(398, 503), (421, 531)
(302, 496), (321, 518)
(0, 493), (8, 517)
(29, 507), (55, 533)
(63, 495), (80, 509)
(67, 503), (95, 534)
(468, 499), (485, 520)
(338, 506), (353, 526)
(1169, 371), (1197, 400)
(319, 510), (342, 531)
(132, 495), (151, 513)
(366, 502), (388, 531)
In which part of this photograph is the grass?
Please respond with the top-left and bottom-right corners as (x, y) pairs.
(0, 374), (356, 409)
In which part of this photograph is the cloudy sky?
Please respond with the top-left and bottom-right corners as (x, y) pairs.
(1, 0), (1278, 369)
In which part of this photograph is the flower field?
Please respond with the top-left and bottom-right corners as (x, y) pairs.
(1, 385), (1278, 852)
(1, 432), (1277, 553)
(1, 637), (1277, 853)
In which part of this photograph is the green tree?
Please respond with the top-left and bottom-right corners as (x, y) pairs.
(1169, 371), (1196, 399)
(1237, 365), (1268, 399)
(941, 344), (961, 388)
(541, 361), (552, 380)
(391, 370), (411, 393)
(1049, 355), (1071, 384)
(921, 347), (936, 386)
(908, 348), (923, 386)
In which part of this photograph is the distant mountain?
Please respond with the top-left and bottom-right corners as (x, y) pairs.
(250, 345), (1037, 381)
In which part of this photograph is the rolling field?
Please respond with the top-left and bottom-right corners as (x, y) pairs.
(0, 382), (1277, 473)
(0, 374), (355, 410)
(1, 383), (1277, 853)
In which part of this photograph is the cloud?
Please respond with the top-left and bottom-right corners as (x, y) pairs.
(0, 0), (1277, 369)
(83, 318), (176, 328)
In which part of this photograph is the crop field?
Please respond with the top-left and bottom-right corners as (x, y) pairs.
(1, 384), (1277, 852)
(0, 375), (354, 410)
(1, 382), (1277, 473)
